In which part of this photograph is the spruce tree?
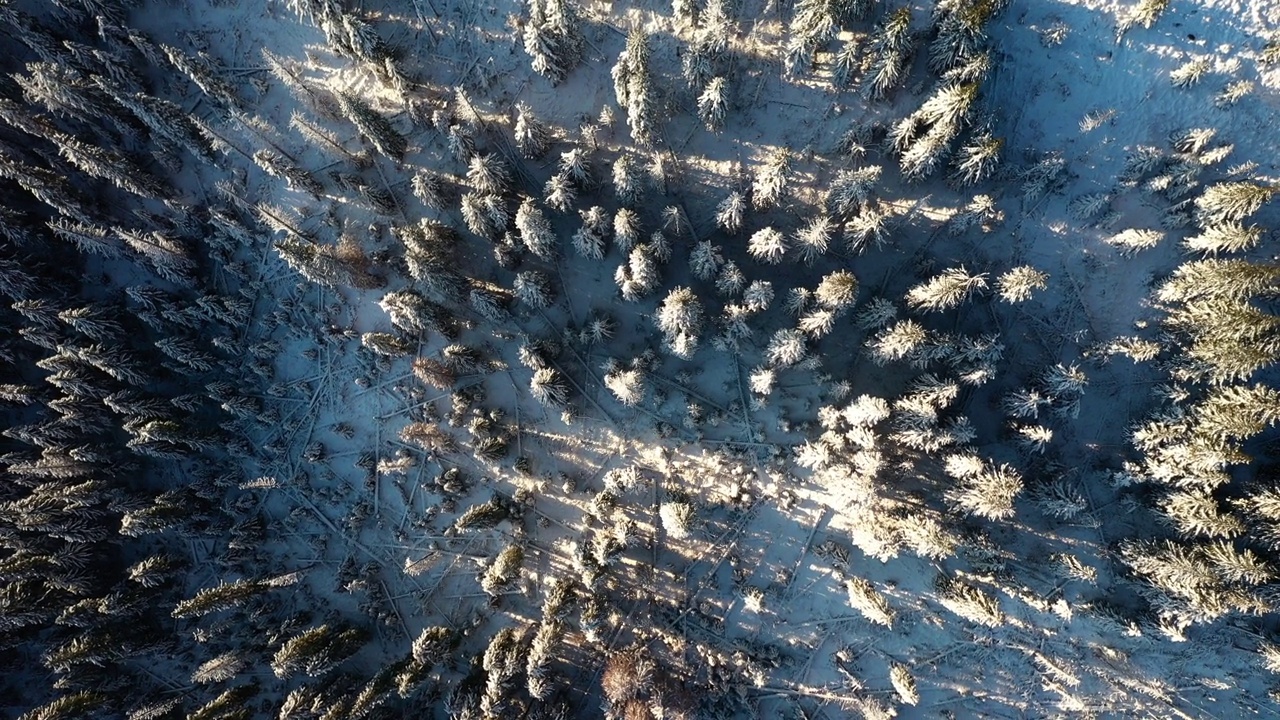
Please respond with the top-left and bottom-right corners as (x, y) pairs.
(336, 91), (406, 159)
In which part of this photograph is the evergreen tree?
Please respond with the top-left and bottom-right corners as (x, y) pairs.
(612, 29), (658, 144)
(698, 76), (729, 132)
(996, 266), (1048, 303)
(715, 191), (747, 234)
(514, 270), (555, 308)
(1195, 181), (1277, 225)
(612, 154), (646, 205)
(515, 197), (558, 260)
(524, 0), (584, 84)
(271, 625), (366, 679)
(747, 227), (787, 264)
(655, 287), (705, 358)
(906, 266), (988, 311)
(863, 7), (914, 100)
(752, 149), (791, 210)
(514, 102), (550, 159)
(573, 206), (609, 259)
(336, 91), (407, 159)
(794, 216), (834, 265)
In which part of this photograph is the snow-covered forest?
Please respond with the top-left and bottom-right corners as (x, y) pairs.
(2, 0), (1279, 717)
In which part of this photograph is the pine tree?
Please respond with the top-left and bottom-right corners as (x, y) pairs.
(794, 216), (834, 265)
(815, 269), (859, 310)
(481, 544), (525, 595)
(697, 76), (729, 131)
(361, 332), (414, 356)
(766, 328), (809, 367)
(752, 149), (791, 210)
(172, 579), (267, 618)
(336, 91), (406, 159)
(949, 132), (1003, 186)
(271, 625), (366, 679)
(604, 366), (646, 406)
(544, 172), (577, 212)
(613, 28), (658, 144)
(863, 7), (914, 100)
(514, 270), (555, 308)
(1183, 222), (1264, 256)
(996, 266), (1048, 303)
(747, 227), (787, 264)
(612, 154), (646, 205)
(467, 154), (511, 195)
(616, 244), (661, 301)
(515, 197), (558, 260)
(613, 208), (643, 252)
(524, 0), (584, 83)
(573, 206), (609, 259)
(655, 287), (705, 359)
(689, 240), (724, 280)
(514, 102), (550, 159)
(826, 166), (881, 218)
(715, 191), (747, 234)
(906, 266), (988, 311)
(530, 367), (570, 406)
(1195, 181), (1277, 225)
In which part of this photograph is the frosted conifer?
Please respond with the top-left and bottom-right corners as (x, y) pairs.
(715, 261), (747, 297)
(604, 366), (647, 406)
(863, 7), (914, 100)
(906, 267), (988, 311)
(524, 0), (583, 83)
(616, 245), (661, 301)
(515, 197), (558, 260)
(716, 191), (747, 234)
(1195, 181), (1276, 225)
(613, 29), (658, 144)
(689, 240), (724, 280)
(826, 166), (882, 217)
(467, 154), (511, 195)
(514, 102), (550, 159)
(698, 76), (729, 131)
(544, 173), (576, 212)
(815, 270), (859, 310)
(655, 287), (705, 359)
(336, 91), (406, 159)
(766, 328), (808, 367)
(748, 227), (787, 264)
(752, 149), (791, 210)
(530, 367), (570, 406)
(514, 271), (554, 308)
(613, 154), (646, 205)
(574, 206), (609, 259)
(996, 266), (1048, 303)
(794, 216), (834, 265)
(1183, 222), (1264, 256)
(949, 133), (1003, 187)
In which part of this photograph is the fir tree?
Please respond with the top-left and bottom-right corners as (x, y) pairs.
(336, 91), (406, 159)
(996, 266), (1048, 303)
(1195, 181), (1277, 225)
(573, 206), (609, 259)
(524, 0), (584, 84)
(271, 625), (366, 679)
(514, 102), (550, 159)
(656, 287), (705, 359)
(752, 149), (791, 210)
(515, 197), (558, 260)
(906, 266), (988, 311)
(698, 76), (729, 131)
(715, 191), (747, 234)
(514, 270), (555, 308)
(613, 28), (658, 144)
(747, 227), (787, 264)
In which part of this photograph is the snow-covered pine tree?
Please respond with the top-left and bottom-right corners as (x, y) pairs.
(1183, 222), (1265, 256)
(514, 270), (555, 308)
(613, 208), (642, 252)
(906, 266), (988, 311)
(335, 91), (406, 159)
(863, 7), (914, 100)
(698, 76), (729, 132)
(573, 206), (609, 260)
(716, 191), (747, 234)
(513, 102), (551, 160)
(524, 0), (584, 83)
(612, 154), (646, 205)
(752, 149), (791, 210)
(948, 132), (1003, 186)
(544, 172), (576, 212)
(1195, 181), (1277, 225)
(689, 239), (724, 280)
(747, 227), (787, 264)
(515, 197), (558, 260)
(794, 216), (834, 265)
(655, 286), (705, 358)
(995, 265), (1049, 303)
(615, 244), (662, 301)
(826, 166), (882, 218)
(613, 28), (658, 144)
